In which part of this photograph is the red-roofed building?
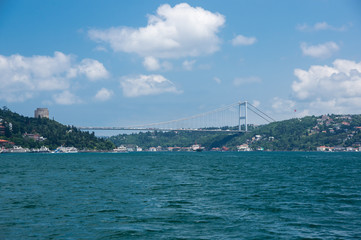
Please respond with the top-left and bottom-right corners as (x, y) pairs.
(0, 139), (14, 146)
(23, 133), (46, 141)
(0, 125), (5, 135)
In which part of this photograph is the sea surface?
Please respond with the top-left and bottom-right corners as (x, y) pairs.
(1, 152), (361, 239)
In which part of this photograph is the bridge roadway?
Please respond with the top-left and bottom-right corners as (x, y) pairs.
(77, 127), (243, 133)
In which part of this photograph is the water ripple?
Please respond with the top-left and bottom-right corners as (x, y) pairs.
(1, 152), (361, 239)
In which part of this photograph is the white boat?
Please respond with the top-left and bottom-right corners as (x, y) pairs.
(31, 146), (50, 153)
(191, 144), (204, 152)
(54, 146), (78, 153)
(39, 146), (50, 153)
(113, 145), (128, 153)
(3, 146), (30, 153)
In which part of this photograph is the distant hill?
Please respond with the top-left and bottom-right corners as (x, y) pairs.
(244, 114), (361, 151)
(109, 114), (361, 151)
(3, 106), (361, 151)
(109, 130), (240, 150)
(0, 107), (115, 150)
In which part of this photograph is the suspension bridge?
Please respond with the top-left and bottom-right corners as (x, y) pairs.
(78, 101), (275, 133)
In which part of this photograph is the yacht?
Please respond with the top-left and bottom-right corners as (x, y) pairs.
(113, 145), (128, 153)
(191, 144), (204, 152)
(3, 146), (30, 153)
(54, 146), (78, 153)
(31, 146), (50, 153)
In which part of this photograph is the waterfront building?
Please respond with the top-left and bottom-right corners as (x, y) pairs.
(237, 144), (251, 151)
(317, 146), (327, 151)
(149, 147), (157, 152)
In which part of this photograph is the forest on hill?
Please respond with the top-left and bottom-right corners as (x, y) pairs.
(2, 106), (361, 151)
(110, 114), (361, 151)
(0, 107), (115, 150)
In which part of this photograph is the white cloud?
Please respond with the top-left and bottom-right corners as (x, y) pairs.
(232, 35), (257, 46)
(94, 46), (108, 52)
(142, 57), (173, 71)
(272, 97), (296, 113)
(297, 21), (348, 32)
(143, 56), (161, 71)
(88, 3), (225, 59)
(161, 61), (173, 71)
(300, 42), (339, 59)
(213, 77), (221, 84)
(77, 59), (109, 80)
(292, 59), (361, 114)
(120, 74), (181, 97)
(94, 88), (113, 101)
(233, 76), (261, 86)
(0, 52), (109, 103)
(53, 90), (82, 105)
(182, 60), (196, 71)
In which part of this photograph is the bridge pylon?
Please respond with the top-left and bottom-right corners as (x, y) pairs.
(238, 101), (248, 132)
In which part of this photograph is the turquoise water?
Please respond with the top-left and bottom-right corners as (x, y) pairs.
(1, 152), (361, 239)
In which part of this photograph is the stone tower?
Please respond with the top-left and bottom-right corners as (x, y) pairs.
(34, 108), (49, 119)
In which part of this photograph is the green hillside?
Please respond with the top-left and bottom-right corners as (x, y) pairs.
(2, 106), (361, 152)
(110, 114), (361, 151)
(109, 130), (240, 150)
(0, 107), (115, 150)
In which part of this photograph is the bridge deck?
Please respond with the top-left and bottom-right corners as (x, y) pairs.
(77, 127), (244, 133)
(76, 101), (272, 133)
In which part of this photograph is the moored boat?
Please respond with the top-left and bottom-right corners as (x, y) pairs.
(113, 145), (128, 153)
(31, 146), (50, 153)
(54, 146), (78, 153)
(191, 144), (204, 152)
(2, 146), (30, 153)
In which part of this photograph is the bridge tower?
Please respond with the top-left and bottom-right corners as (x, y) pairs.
(238, 101), (248, 132)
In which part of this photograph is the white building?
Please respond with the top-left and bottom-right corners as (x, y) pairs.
(149, 147), (157, 152)
(237, 144), (251, 151)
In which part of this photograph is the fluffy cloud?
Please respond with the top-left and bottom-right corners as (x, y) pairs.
(300, 42), (339, 59)
(272, 97), (296, 113)
(182, 60), (196, 71)
(88, 3), (225, 59)
(292, 59), (361, 113)
(297, 21), (348, 32)
(143, 57), (161, 71)
(120, 74), (181, 97)
(0, 51), (109, 103)
(232, 35), (257, 46)
(53, 90), (82, 105)
(77, 59), (109, 80)
(233, 76), (261, 86)
(142, 57), (173, 71)
(94, 88), (114, 101)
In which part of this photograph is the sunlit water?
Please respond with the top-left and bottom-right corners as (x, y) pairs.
(1, 152), (361, 239)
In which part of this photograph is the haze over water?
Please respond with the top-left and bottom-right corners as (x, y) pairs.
(1, 152), (361, 239)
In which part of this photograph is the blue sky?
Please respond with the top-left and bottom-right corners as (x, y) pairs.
(1, 0), (361, 132)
